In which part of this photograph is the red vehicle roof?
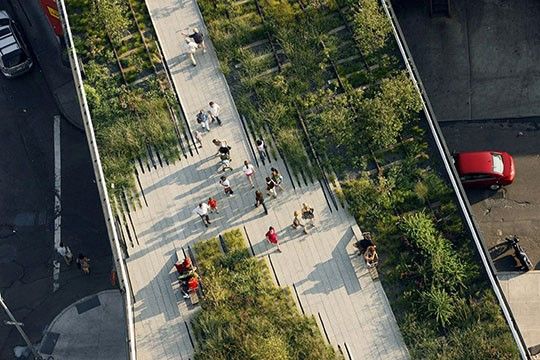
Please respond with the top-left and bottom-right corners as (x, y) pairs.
(455, 151), (497, 175)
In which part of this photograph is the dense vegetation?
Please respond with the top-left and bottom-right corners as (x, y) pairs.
(66, 0), (182, 203)
(198, 0), (519, 358)
(192, 229), (338, 360)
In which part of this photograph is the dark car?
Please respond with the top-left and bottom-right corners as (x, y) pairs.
(454, 151), (515, 189)
(0, 10), (32, 78)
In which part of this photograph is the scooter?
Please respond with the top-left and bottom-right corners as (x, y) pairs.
(506, 235), (534, 271)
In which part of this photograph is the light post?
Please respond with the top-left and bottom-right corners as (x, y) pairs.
(0, 293), (44, 360)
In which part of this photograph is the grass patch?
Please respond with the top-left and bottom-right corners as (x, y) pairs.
(192, 230), (339, 360)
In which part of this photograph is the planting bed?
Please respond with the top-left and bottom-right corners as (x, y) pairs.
(191, 229), (338, 360)
(66, 0), (191, 209)
(198, 0), (519, 358)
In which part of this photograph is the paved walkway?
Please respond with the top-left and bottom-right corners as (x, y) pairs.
(499, 271), (540, 353)
(125, 0), (409, 359)
(38, 290), (127, 360)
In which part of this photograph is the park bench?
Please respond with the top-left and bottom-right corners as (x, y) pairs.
(175, 250), (201, 306)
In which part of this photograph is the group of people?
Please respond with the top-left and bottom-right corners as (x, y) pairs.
(354, 232), (379, 268)
(56, 242), (91, 274)
(196, 101), (223, 134)
(174, 257), (199, 299)
(183, 27), (206, 66)
(192, 197), (219, 227)
(265, 203), (315, 253)
(291, 203), (315, 235)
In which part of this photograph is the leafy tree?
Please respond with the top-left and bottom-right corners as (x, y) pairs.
(355, 71), (421, 150)
(351, 0), (392, 57)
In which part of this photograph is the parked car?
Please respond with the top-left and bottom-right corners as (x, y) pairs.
(453, 151), (515, 189)
(0, 10), (32, 78)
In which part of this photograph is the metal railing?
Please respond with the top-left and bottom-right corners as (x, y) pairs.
(55, 1), (136, 359)
(380, 1), (529, 358)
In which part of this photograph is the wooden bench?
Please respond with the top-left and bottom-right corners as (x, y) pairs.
(189, 290), (199, 305)
(351, 224), (363, 241)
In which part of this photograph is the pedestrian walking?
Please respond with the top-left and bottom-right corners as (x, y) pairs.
(301, 203), (315, 228)
(196, 110), (210, 132)
(208, 101), (222, 126)
(194, 130), (203, 148)
(217, 153), (233, 172)
(254, 190), (268, 215)
(76, 253), (91, 274)
(265, 226), (281, 252)
(242, 160), (256, 188)
(57, 242), (73, 265)
(183, 28), (206, 52)
(256, 139), (266, 164)
(266, 176), (277, 198)
(213, 139), (231, 157)
(193, 203), (211, 227)
(184, 37), (198, 66)
(220, 175), (234, 196)
(212, 138), (227, 149)
(208, 197), (219, 214)
(271, 167), (284, 191)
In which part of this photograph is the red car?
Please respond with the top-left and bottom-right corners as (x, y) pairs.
(453, 151), (515, 189)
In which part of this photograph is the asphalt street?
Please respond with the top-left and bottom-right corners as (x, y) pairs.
(394, 0), (540, 272)
(441, 120), (540, 272)
(0, 1), (113, 358)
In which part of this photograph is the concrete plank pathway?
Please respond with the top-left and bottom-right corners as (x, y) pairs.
(124, 0), (410, 359)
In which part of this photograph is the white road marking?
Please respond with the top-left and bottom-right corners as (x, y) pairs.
(53, 115), (61, 292)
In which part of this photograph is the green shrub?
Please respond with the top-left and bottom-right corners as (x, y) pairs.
(92, 0), (130, 45)
(222, 229), (248, 253)
(354, 71), (422, 151)
(192, 235), (338, 360)
(422, 287), (456, 328)
(276, 128), (310, 176)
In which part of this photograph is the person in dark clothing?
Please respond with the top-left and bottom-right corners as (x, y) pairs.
(184, 28), (206, 52)
(354, 232), (375, 255)
(254, 190), (268, 215)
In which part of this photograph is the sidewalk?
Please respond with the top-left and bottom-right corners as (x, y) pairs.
(123, 0), (409, 359)
(38, 290), (127, 360)
(499, 272), (540, 354)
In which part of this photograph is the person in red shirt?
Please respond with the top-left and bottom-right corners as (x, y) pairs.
(265, 226), (281, 253)
(175, 257), (196, 280)
(188, 275), (199, 292)
(181, 274), (199, 299)
(207, 197), (219, 214)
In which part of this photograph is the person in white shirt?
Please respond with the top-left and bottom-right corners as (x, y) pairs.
(256, 139), (266, 164)
(57, 242), (73, 265)
(193, 203), (211, 227)
(219, 175), (234, 196)
(208, 101), (222, 126)
(184, 38), (198, 66)
(242, 160), (256, 188)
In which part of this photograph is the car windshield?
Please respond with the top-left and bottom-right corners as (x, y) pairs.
(492, 153), (504, 174)
(1, 49), (25, 68)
